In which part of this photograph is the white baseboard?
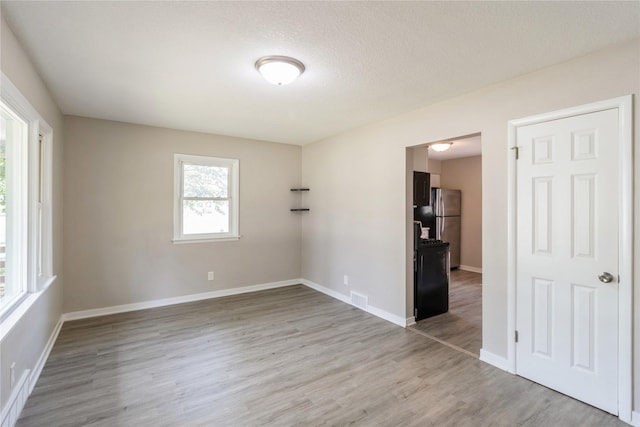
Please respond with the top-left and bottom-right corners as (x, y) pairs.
(63, 279), (302, 321)
(300, 278), (350, 304)
(459, 265), (483, 274)
(300, 279), (408, 327)
(29, 317), (63, 394)
(1, 316), (63, 427)
(405, 317), (416, 327)
(479, 349), (510, 371)
(630, 411), (640, 427)
(0, 369), (30, 427)
(367, 305), (410, 328)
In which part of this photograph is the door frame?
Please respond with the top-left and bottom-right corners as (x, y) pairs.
(506, 95), (633, 422)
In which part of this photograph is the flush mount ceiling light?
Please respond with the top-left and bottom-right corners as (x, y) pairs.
(255, 56), (305, 86)
(429, 142), (453, 152)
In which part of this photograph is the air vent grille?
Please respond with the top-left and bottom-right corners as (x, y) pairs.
(350, 291), (368, 310)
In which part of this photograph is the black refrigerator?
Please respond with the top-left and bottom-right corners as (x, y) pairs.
(414, 224), (450, 321)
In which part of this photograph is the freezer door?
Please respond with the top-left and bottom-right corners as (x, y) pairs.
(434, 189), (461, 216)
(436, 216), (460, 268)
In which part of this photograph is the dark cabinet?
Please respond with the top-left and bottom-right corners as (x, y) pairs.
(414, 241), (450, 320)
(413, 171), (430, 206)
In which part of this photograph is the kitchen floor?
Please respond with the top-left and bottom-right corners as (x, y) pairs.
(410, 269), (482, 356)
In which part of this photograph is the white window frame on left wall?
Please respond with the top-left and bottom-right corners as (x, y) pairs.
(0, 72), (55, 323)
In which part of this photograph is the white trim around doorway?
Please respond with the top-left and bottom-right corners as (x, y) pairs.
(506, 95), (633, 423)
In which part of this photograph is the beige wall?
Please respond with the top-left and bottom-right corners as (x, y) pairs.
(427, 158), (441, 175)
(0, 14), (64, 412)
(440, 156), (482, 270)
(412, 146), (428, 172)
(426, 158), (441, 187)
(63, 117), (302, 312)
(301, 40), (640, 410)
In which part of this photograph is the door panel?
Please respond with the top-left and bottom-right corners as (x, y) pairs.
(572, 174), (596, 258)
(532, 177), (552, 255)
(516, 108), (618, 414)
(532, 277), (553, 358)
(571, 284), (596, 372)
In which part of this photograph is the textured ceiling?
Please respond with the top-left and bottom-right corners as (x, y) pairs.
(2, 1), (639, 145)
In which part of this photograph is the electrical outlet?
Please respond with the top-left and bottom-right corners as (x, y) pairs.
(10, 362), (15, 388)
(208, 271), (214, 281)
(343, 275), (349, 286)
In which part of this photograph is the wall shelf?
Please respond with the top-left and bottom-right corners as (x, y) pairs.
(290, 188), (310, 212)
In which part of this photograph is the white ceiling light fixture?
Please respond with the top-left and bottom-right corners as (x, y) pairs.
(429, 142), (453, 152)
(255, 56), (305, 86)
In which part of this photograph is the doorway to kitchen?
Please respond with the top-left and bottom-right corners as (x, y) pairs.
(408, 134), (483, 357)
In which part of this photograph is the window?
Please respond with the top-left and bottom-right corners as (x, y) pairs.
(35, 133), (53, 285)
(174, 154), (239, 242)
(0, 73), (54, 319)
(0, 101), (28, 309)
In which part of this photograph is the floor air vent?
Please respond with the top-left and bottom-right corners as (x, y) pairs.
(350, 291), (368, 310)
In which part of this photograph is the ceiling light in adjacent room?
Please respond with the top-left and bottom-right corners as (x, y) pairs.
(429, 142), (452, 152)
(255, 56), (305, 86)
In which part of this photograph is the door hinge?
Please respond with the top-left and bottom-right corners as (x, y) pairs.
(511, 146), (520, 160)
(414, 308), (418, 318)
(515, 330), (519, 343)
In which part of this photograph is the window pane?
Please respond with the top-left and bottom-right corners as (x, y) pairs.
(183, 164), (228, 198)
(0, 102), (28, 306)
(37, 204), (43, 276)
(183, 200), (229, 235)
(0, 124), (5, 300)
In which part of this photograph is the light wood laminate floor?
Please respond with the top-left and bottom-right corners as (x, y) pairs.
(17, 285), (622, 427)
(410, 269), (482, 356)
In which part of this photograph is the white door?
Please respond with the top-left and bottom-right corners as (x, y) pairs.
(515, 108), (619, 414)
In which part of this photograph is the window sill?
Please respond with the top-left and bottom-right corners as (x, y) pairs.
(172, 235), (240, 244)
(0, 292), (29, 324)
(0, 275), (57, 341)
(39, 275), (57, 292)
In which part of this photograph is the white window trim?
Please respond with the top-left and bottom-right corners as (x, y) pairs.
(0, 72), (56, 322)
(173, 153), (239, 243)
(29, 123), (53, 290)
